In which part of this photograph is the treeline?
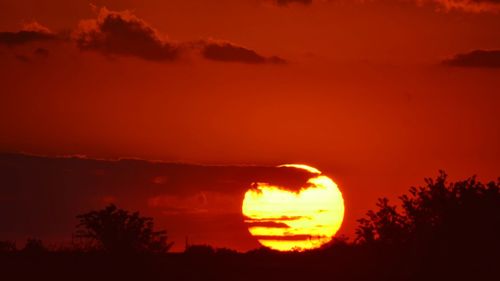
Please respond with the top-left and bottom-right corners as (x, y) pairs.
(1, 171), (499, 281)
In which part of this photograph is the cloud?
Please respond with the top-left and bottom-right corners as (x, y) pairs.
(245, 215), (305, 221)
(73, 7), (286, 64)
(270, 0), (500, 12)
(245, 221), (291, 228)
(0, 8), (286, 66)
(275, 0), (313, 6)
(443, 49), (500, 68)
(0, 22), (56, 46)
(253, 234), (324, 241)
(202, 42), (287, 64)
(73, 7), (180, 61)
(432, 0), (500, 12)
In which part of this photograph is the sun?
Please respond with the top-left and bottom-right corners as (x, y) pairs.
(242, 164), (344, 252)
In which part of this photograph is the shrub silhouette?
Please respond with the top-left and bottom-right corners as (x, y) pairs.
(354, 171), (500, 280)
(355, 197), (408, 244)
(0, 240), (16, 253)
(356, 171), (500, 246)
(75, 204), (172, 254)
(184, 244), (215, 256)
(2, 171), (499, 281)
(23, 238), (46, 253)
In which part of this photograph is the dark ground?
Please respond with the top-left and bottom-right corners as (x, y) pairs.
(1, 242), (498, 281)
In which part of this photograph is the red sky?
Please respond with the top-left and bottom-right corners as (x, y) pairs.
(0, 0), (499, 251)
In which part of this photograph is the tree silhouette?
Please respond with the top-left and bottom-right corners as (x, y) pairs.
(354, 172), (500, 280)
(75, 204), (172, 254)
(356, 171), (500, 246)
(355, 198), (408, 244)
(23, 238), (46, 253)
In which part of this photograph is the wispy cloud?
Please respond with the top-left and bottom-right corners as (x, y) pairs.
(443, 49), (500, 68)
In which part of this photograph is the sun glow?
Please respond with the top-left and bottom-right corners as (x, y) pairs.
(242, 164), (345, 252)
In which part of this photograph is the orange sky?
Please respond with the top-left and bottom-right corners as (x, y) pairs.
(0, 0), (499, 251)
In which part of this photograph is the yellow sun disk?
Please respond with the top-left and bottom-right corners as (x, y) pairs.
(242, 166), (345, 251)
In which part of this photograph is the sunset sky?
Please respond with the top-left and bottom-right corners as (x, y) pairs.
(0, 0), (499, 251)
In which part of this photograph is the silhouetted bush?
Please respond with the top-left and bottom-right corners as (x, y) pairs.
(184, 244), (215, 256)
(355, 171), (500, 280)
(75, 204), (173, 254)
(2, 172), (499, 281)
(355, 197), (408, 244)
(245, 246), (280, 257)
(356, 171), (500, 246)
(23, 238), (46, 254)
(215, 247), (239, 257)
(0, 240), (16, 253)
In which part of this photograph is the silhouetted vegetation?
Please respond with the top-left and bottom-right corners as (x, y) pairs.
(184, 244), (216, 256)
(0, 240), (16, 253)
(75, 204), (173, 254)
(354, 171), (500, 280)
(356, 171), (500, 246)
(1, 172), (499, 281)
(22, 238), (46, 254)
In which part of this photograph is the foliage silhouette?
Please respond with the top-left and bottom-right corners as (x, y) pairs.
(22, 238), (46, 254)
(75, 204), (172, 254)
(355, 171), (500, 280)
(0, 240), (16, 253)
(1, 172), (499, 281)
(356, 171), (500, 246)
(355, 197), (408, 244)
(184, 244), (215, 256)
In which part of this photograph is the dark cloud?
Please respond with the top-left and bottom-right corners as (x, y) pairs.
(275, 0), (313, 6)
(73, 7), (179, 61)
(245, 215), (305, 221)
(0, 8), (287, 66)
(443, 49), (500, 68)
(202, 42), (287, 64)
(0, 31), (56, 46)
(0, 22), (56, 46)
(245, 221), (290, 228)
(73, 7), (286, 64)
(253, 234), (325, 241)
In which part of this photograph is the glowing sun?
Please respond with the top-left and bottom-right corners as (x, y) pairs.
(242, 164), (345, 252)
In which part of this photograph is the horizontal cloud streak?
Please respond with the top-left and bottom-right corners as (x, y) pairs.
(443, 49), (500, 68)
(246, 221), (291, 228)
(275, 0), (313, 6)
(0, 22), (57, 46)
(202, 42), (286, 64)
(270, 0), (500, 12)
(245, 215), (305, 221)
(253, 234), (326, 241)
